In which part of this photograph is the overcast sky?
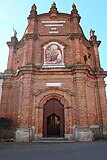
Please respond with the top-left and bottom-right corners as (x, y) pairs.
(0, 0), (107, 93)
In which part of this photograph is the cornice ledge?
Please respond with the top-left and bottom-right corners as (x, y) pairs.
(68, 33), (83, 40)
(24, 33), (38, 41)
(34, 87), (74, 97)
(95, 70), (107, 78)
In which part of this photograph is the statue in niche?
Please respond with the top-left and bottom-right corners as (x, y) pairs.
(45, 44), (62, 64)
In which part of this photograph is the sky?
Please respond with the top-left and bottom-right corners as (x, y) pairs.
(0, 0), (107, 93)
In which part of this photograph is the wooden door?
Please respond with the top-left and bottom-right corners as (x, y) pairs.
(47, 113), (60, 137)
(43, 98), (64, 137)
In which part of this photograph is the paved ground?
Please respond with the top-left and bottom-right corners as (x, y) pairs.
(0, 140), (107, 160)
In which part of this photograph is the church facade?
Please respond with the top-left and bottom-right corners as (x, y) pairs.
(0, 3), (107, 142)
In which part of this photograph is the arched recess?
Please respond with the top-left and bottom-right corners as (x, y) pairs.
(34, 88), (73, 138)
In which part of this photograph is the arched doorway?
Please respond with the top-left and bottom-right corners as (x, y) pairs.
(43, 98), (64, 137)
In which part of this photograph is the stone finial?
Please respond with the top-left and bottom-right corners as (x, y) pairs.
(31, 4), (37, 11)
(52, 1), (56, 7)
(28, 4), (37, 19)
(49, 2), (58, 19)
(71, 3), (78, 14)
(71, 3), (80, 23)
(72, 3), (76, 10)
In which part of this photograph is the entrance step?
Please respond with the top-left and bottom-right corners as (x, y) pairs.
(33, 137), (77, 143)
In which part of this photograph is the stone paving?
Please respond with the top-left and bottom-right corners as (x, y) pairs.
(0, 140), (107, 160)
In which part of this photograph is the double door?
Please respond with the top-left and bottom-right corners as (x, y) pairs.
(43, 99), (64, 137)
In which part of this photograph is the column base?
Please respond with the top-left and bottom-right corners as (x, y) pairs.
(64, 134), (73, 140)
(73, 125), (94, 142)
(103, 125), (107, 138)
(15, 128), (33, 142)
(34, 133), (43, 139)
(90, 125), (101, 139)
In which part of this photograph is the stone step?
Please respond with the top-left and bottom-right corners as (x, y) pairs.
(33, 137), (77, 143)
(36, 137), (68, 140)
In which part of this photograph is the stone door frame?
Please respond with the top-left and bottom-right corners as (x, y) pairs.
(34, 88), (73, 139)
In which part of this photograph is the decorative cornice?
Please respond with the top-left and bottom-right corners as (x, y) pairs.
(69, 33), (83, 40)
(15, 37), (24, 49)
(7, 37), (18, 47)
(24, 33), (38, 41)
(69, 33), (93, 48)
(95, 71), (107, 78)
(34, 87), (74, 97)
(41, 39), (66, 47)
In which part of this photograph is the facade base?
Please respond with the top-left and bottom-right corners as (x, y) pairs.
(73, 125), (94, 142)
(103, 125), (107, 138)
(64, 134), (73, 140)
(90, 125), (101, 140)
(34, 133), (43, 139)
(15, 128), (33, 142)
(15, 126), (107, 142)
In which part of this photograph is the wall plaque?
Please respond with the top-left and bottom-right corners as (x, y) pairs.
(45, 83), (62, 87)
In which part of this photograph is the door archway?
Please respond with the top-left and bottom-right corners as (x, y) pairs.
(43, 98), (64, 137)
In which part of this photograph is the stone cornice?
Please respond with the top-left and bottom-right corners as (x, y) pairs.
(7, 37), (18, 48)
(34, 87), (74, 97)
(95, 71), (107, 78)
(69, 33), (93, 48)
(41, 39), (67, 47)
(16, 38), (24, 48)
(24, 33), (38, 41)
(69, 33), (83, 40)
(9, 63), (98, 79)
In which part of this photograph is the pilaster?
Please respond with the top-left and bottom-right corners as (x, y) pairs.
(74, 71), (88, 126)
(7, 36), (18, 71)
(90, 29), (101, 69)
(96, 74), (107, 125)
(0, 75), (12, 117)
(23, 33), (37, 66)
(22, 4), (38, 66)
